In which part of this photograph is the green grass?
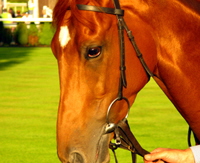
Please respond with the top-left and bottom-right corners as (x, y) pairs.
(0, 47), (60, 163)
(0, 47), (189, 163)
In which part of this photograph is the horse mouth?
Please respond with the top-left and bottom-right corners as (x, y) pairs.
(95, 132), (111, 163)
(69, 152), (85, 163)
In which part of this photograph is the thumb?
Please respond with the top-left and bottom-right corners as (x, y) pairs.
(144, 154), (155, 161)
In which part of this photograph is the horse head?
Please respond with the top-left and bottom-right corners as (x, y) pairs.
(52, 0), (157, 162)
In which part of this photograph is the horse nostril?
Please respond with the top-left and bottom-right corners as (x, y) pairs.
(69, 152), (85, 163)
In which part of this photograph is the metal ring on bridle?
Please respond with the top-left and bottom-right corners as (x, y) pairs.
(106, 96), (130, 124)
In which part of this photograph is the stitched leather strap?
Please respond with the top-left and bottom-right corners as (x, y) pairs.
(117, 120), (149, 157)
(77, 4), (124, 16)
(109, 120), (149, 163)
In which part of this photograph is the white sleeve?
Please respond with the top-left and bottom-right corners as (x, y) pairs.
(190, 145), (200, 163)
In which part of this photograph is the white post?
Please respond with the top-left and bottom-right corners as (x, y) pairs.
(33, 0), (38, 18)
(3, 0), (7, 8)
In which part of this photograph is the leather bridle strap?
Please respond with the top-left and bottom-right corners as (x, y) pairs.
(117, 120), (149, 157)
(188, 127), (200, 146)
(112, 0), (154, 78)
(109, 120), (150, 162)
(77, 4), (124, 16)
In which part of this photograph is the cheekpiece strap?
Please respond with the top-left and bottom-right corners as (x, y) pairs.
(77, 4), (124, 16)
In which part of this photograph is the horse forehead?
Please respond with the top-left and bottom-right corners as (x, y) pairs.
(59, 26), (71, 48)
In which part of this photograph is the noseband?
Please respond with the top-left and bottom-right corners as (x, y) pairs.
(77, 0), (152, 162)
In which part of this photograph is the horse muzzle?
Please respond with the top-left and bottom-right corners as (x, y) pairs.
(58, 132), (110, 163)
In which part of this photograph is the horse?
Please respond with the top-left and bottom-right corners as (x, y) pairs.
(51, 0), (200, 162)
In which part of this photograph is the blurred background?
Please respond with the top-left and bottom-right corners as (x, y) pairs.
(0, 0), (55, 18)
(0, 0), (55, 47)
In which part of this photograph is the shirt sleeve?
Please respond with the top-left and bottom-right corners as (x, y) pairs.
(190, 145), (200, 163)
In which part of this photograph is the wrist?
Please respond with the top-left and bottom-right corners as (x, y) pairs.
(184, 148), (195, 163)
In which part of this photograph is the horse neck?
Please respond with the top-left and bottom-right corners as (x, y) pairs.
(121, 0), (200, 140)
(121, 0), (200, 72)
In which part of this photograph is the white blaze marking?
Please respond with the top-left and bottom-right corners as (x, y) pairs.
(59, 26), (71, 48)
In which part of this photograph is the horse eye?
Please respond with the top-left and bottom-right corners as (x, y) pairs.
(87, 47), (101, 58)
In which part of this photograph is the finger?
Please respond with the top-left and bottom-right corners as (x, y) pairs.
(144, 159), (165, 163)
(144, 151), (167, 162)
(154, 160), (165, 163)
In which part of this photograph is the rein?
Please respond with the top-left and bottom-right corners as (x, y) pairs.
(105, 120), (149, 163)
(188, 127), (200, 146)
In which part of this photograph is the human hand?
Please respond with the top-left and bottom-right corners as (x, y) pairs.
(144, 148), (194, 163)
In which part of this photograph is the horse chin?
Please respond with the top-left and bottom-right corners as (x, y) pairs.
(95, 134), (111, 163)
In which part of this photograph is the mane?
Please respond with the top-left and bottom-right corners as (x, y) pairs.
(178, 0), (200, 15)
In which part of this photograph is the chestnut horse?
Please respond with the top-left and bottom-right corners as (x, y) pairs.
(51, 0), (200, 162)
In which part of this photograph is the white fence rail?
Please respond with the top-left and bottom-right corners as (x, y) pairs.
(0, 18), (52, 22)
(0, 18), (52, 27)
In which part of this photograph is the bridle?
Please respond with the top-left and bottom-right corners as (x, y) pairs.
(77, 0), (152, 162)
(76, 0), (155, 162)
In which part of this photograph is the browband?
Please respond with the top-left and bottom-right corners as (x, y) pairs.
(77, 4), (124, 16)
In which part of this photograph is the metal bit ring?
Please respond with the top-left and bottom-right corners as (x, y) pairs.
(106, 96), (130, 124)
